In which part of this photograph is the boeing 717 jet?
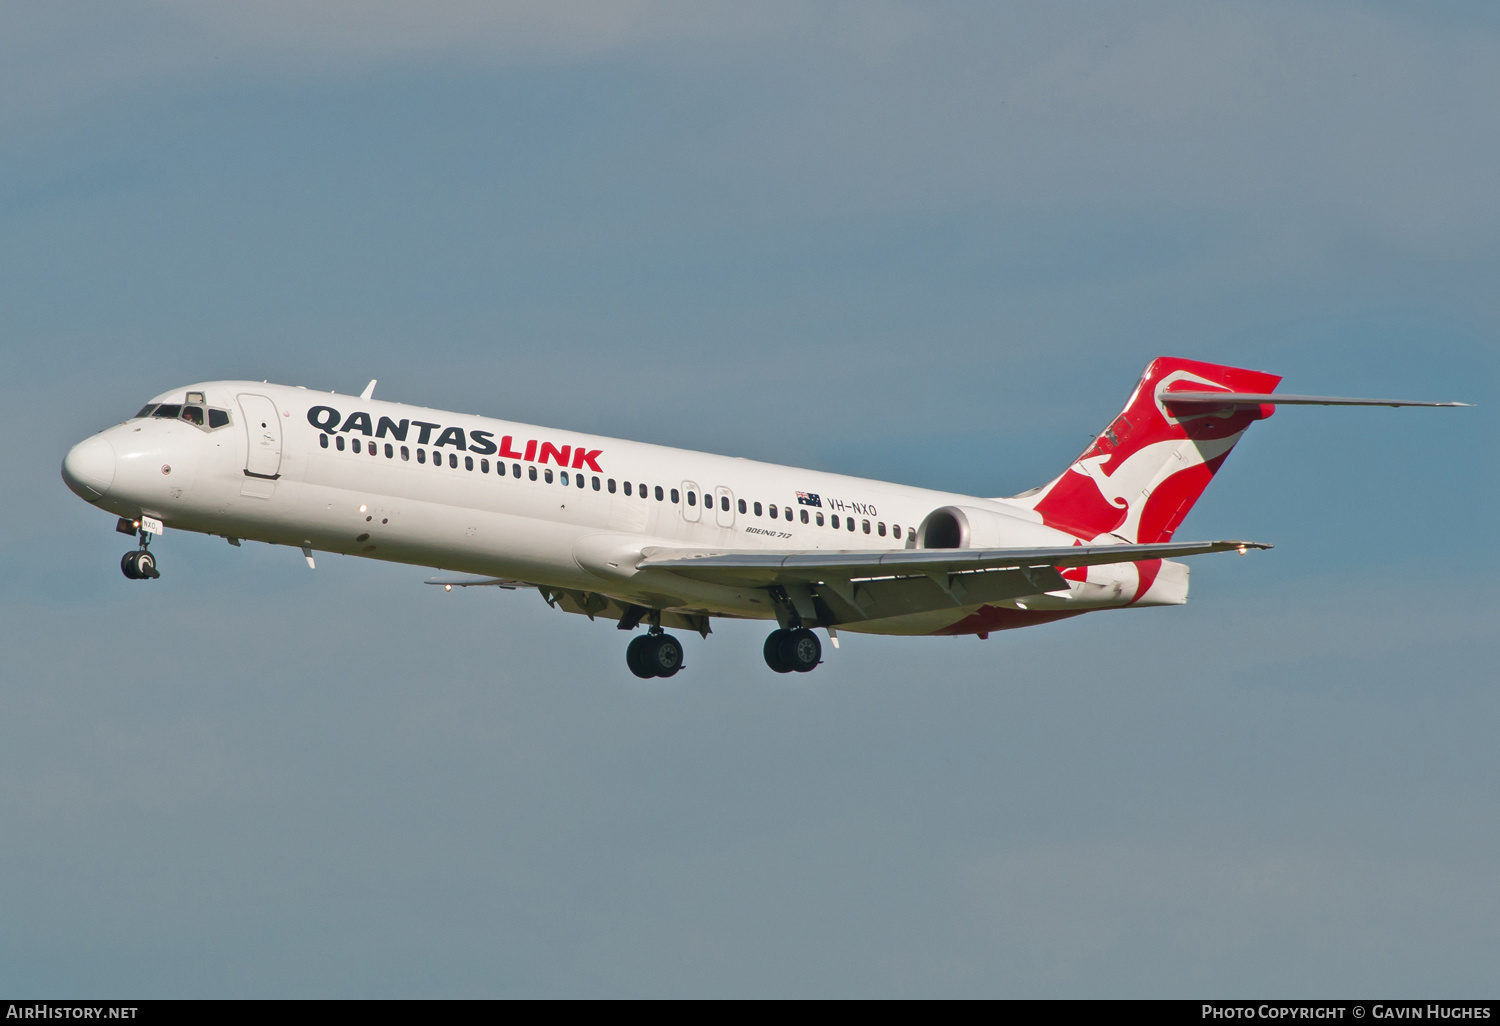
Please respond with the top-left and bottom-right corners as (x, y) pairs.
(61, 358), (1463, 678)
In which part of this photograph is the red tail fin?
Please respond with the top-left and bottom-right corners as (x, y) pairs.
(1008, 358), (1282, 543)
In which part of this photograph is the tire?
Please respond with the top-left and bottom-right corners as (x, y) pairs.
(781, 628), (822, 672)
(763, 629), (793, 673)
(626, 634), (656, 679)
(648, 634), (684, 678)
(135, 551), (158, 579)
(121, 551), (140, 579)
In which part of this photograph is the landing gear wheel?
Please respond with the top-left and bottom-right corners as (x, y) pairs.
(121, 550), (159, 580)
(780, 628), (821, 673)
(645, 634), (684, 678)
(626, 635), (655, 679)
(763, 629), (794, 673)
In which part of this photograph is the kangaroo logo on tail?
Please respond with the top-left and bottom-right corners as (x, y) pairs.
(1009, 358), (1283, 545)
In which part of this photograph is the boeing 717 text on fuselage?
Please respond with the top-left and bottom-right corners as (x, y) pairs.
(61, 358), (1464, 678)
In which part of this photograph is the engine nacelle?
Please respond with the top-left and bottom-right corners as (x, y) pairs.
(914, 504), (1075, 550)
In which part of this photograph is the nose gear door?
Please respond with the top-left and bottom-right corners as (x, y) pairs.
(238, 394), (283, 478)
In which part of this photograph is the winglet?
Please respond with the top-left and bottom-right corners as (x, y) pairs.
(360, 379), (377, 400)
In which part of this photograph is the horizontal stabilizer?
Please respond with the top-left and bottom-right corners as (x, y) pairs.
(1163, 391), (1469, 408)
(638, 539), (1270, 586)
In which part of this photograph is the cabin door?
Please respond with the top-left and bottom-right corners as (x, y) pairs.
(681, 480), (701, 522)
(238, 394), (283, 478)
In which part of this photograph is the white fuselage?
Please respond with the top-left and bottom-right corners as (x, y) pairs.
(62, 381), (1186, 636)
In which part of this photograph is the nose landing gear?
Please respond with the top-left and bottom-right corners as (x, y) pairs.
(121, 549), (159, 579)
(764, 628), (821, 673)
(626, 629), (684, 679)
(119, 522), (161, 580)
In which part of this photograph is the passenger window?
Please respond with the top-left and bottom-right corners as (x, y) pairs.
(528, 465), (537, 481)
(480, 458), (488, 473)
(769, 505), (777, 519)
(893, 525), (903, 540)
(136, 405), (157, 419)
(153, 404), (182, 419)
(687, 492), (696, 506)
(737, 498), (747, 514)
(607, 479), (616, 493)
(513, 463), (521, 477)
(592, 476), (601, 491)
(830, 515), (839, 529)
(561, 471), (569, 486)
(785, 507), (792, 520)
(623, 481), (632, 496)
(671, 488), (680, 503)
(180, 406), (204, 426)
(385, 444), (393, 458)
(655, 486), (664, 501)
(544, 468), (553, 483)
(814, 511), (823, 526)
(848, 519), (856, 532)
(577, 474), (585, 488)
(754, 502), (763, 516)
(639, 483), (647, 499)
(401, 446), (410, 461)
(862, 519), (871, 534)
(319, 434), (329, 449)
(337, 435), (347, 452)
(721, 495), (730, 512)
(353, 438), (362, 454)
(209, 409), (230, 429)
(465, 456), (474, 471)
(450, 453), (458, 469)
(878, 522), (886, 537)
(416, 447), (424, 462)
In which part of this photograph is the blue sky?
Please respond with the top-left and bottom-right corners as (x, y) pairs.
(1, 2), (1495, 996)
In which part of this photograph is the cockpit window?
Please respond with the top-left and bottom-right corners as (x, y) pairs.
(180, 405), (204, 426)
(208, 409), (230, 429)
(153, 404), (182, 419)
(136, 404), (157, 419)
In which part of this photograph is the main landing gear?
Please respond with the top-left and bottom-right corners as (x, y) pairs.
(626, 629), (685, 679)
(119, 521), (160, 580)
(763, 628), (821, 673)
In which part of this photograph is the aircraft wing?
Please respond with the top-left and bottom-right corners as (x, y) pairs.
(425, 572), (531, 589)
(637, 539), (1269, 587)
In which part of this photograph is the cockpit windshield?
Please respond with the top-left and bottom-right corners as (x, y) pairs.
(135, 401), (232, 430)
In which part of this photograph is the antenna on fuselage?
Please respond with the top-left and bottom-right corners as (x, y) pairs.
(360, 379), (377, 400)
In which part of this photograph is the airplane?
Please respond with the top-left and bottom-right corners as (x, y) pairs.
(60, 357), (1464, 678)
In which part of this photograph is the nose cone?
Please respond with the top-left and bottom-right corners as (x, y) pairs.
(62, 435), (116, 500)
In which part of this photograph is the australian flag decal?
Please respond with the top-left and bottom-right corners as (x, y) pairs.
(796, 491), (822, 507)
